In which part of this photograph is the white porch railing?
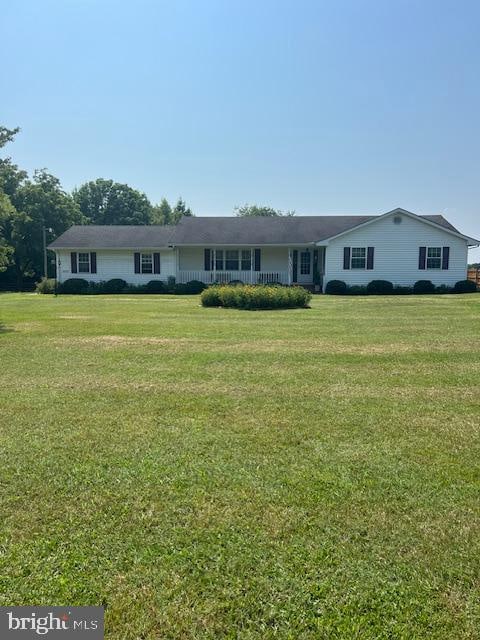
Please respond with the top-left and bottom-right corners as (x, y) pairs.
(177, 270), (290, 285)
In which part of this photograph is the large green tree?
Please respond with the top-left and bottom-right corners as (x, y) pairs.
(0, 127), (24, 278)
(0, 127), (83, 284)
(73, 178), (153, 225)
(10, 170), (83, 281)
(234, 204), (295, 217)
(0, 126), (20, 151)
(0, 192), (15, 272)
(171, 197), (193, 223)
(152, 198), (173, 225)
(152, 197), (194, 225)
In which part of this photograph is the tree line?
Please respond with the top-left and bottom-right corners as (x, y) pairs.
(0, 125), (293, 287)
(0, 126), (193, 286)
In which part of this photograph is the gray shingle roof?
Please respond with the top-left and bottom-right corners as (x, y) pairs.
(48, 214), (465, 249)
(48, 225), (176, 249)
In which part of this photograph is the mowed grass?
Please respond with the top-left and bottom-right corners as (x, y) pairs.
(1, 292), (480, 639)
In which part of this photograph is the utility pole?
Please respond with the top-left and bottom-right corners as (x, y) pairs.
(43, 227), (53, 278)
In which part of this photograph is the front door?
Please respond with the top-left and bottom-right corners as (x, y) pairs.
(297, 248), (312, 284)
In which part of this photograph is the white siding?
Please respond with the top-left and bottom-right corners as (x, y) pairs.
(56, 249), (176, 284)
(178, 247), (204, 270)
(324, 214), (468, 289)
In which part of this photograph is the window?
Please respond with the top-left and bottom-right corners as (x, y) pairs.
(241, 250), (251, 271)
(78, 252), (90, 273)
(141, 253), (153, 274)
(225, 250), (239, 270)
(351, 247), (366, 269)
(300, 250), (311, 275)
(427, 247), (441, 269)
(215, 250), (224, 271)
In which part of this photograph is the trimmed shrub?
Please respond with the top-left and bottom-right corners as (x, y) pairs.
(436, 284), (454, 294)
(35, 278), (56, 294)
(325, 280), (347, 295)
(102, 278), (127, 294)
(172, 283), (189, 295)
(393, 285), (413, 295)
(413, 279), (435, 294)
(184, 280), (207, 294)
(86, 281), (104, 294)
(367, 280), (394, 295)
(145, 280), (165, 294)
(166, 276), (176, 292)
(201, 284), (311, 310)
(453, 279), (477, 293)
(59, 278), (90, 294)
(347, 285), (368, 296)
(123, 284), (146, 294)
(201, 286), (222, 307)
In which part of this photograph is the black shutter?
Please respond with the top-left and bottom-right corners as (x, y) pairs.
(153, 252), (160, 274)
(442, 247), (450, 270)
(90, 252), (97, 274)
(343, 247), (351, 270)
(254, 249), (261, 271)
(366, 247), (374, 270)
(313, 249), (319, 272)
(134, 252), (141, 274)
(292, 250), (298, 283)
(418, 246), (426, 270)
(71, 252), (77, 273)
(204, 249), (211, 271)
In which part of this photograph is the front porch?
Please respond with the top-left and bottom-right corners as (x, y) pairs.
(177, 269), (290, 285)
(176, 246), (325, 287)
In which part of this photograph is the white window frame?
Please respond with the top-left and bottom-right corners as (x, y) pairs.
(208, 248), (258, 272)
(426, 247), (442, 270)
(351, 247), (366, 269)
(78, 252), (91, 273)
(141, 253), (153, 274)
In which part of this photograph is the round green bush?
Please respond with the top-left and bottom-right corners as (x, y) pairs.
(435, 284), (453, 294)
(184, 280), (207, 294)
(393, 285), (413, 295)
(201, 286), (222, 307)
(453, 279), (477, 293)
(59, 278), (90, 294)
(35, 278), (56, 294)
(173, 283), (189, 295)
(366, 280), (394, 295)
(103, 278), (127, 294)
(325, 280), (347, 295)
(347, 285), (368, 296)
(413, 280), (435, 294)
(145, 280), (165, 293)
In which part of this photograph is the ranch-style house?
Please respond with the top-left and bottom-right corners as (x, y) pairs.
(49, 208), (479, 291)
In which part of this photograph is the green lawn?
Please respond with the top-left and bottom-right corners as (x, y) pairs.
(1, 293), (480, 639)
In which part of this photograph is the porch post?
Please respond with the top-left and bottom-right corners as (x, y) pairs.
(288, 248), (292, 285)
(213, 248), (216, 283)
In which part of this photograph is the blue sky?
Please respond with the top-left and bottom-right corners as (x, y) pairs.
(2, 0), (479, 258)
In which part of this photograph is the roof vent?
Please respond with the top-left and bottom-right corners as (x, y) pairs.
(393, 215), (402, 225)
